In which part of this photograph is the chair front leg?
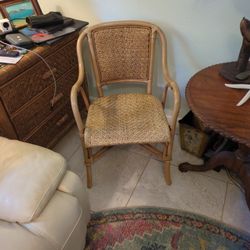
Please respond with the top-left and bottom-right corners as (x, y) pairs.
(163, 160), (172, 185)
(81, 139), (93, 188)
(163, 140), (173, 185)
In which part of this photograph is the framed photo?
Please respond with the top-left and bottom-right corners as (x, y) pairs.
(0, 0), (42, 29)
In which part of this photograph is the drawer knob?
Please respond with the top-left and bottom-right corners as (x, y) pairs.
(56, 114), (69, 127)
(50, 92), (64, 107)
(42, 68), (57, 80)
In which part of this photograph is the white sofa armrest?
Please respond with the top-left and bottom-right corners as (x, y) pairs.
(0, 137), (66, 223)
(58, 171), (90, 218)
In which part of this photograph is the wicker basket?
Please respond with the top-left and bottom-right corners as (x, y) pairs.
(179, 111), (209, 158)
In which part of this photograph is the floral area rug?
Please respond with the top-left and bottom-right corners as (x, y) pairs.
(85, 207), (250, 250)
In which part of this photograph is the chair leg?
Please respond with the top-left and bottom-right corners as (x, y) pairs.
(85, 161), (92, 188)
(164, 160), (172, 185)
(82, 144), (93, 188)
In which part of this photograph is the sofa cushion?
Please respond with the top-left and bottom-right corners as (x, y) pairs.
(0, 221), (55, 250)
(0, 137), (66, 223)
(23, 190), (85, 250)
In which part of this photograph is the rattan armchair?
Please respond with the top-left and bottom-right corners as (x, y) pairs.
(71, 21), (180, 188)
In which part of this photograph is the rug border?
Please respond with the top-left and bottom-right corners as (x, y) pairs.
(90, 205), (250, 238)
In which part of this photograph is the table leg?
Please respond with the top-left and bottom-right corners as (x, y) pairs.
(178, 145), (250, 210)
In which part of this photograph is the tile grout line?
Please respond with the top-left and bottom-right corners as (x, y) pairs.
(125, 157), (151, 207)
(195, 171), (229, 185)
(66, 143), (81, 162)
(220, 182), (229, 221)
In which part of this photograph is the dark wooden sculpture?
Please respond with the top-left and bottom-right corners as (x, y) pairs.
(220, 17), (250, 83)
(237, 17), (250, 73)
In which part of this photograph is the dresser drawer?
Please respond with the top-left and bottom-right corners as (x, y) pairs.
(0, 39), (77, 114)
(0, 99), (17, 139)
(12, 67), (78, 139)
(45, 39), (78, 80)
(26, 103), (74, 147)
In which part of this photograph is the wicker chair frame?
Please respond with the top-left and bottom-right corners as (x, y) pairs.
(71, 21), (180, 188)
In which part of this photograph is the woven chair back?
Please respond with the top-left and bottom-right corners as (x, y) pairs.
(85, 21), (161, 96)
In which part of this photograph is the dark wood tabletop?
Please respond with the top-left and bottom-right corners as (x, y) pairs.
(186, 63), (250, 148)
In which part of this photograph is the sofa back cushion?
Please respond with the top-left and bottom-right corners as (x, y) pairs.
(0, 137), (66, 223)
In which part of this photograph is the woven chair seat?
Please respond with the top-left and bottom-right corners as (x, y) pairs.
(84, 93), (170, 148)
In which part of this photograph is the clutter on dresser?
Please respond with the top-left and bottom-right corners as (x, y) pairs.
(26, 11), (64, 28)
(5, 32), (33, 47)
(1, 11), (88, 46)
(0, 10), (88, 64)
(0, 18), (12, 35)
(0, 42), (23, 64)
(20, 17), (88, 44)
(0, 0), (88, 48)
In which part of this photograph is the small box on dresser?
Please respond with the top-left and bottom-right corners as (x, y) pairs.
(0, 32), (87, 148)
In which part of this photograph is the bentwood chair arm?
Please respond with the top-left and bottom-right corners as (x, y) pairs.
(157, 27), (181, 137)
(163, 79), (181, 137)
(70, 30), (90, 136)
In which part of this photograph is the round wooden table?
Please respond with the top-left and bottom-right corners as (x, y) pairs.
(179, 63), (250, 210)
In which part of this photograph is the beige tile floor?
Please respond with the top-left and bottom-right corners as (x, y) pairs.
(53, 126), (250, 233)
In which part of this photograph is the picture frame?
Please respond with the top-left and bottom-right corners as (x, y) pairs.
(0, 0), (42, 29)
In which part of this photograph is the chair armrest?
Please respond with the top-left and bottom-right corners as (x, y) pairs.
(162, 79), (180, 136)
(71, 84), (85, 136)
(71, 30), (90, 136)
(157, 27), (181, 137)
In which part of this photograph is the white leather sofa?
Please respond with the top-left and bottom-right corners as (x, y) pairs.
(0, 137), (90, 250)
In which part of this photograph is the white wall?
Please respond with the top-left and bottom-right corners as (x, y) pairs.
(39, 0), (250, 114)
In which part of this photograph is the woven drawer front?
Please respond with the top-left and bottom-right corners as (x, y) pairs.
(12, 67), (78, 139)
(45, 39), (77, 80)
(0, 39), (77, 114)
(26, 103), (74, 147)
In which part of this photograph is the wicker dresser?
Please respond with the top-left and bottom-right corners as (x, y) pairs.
(0, 32), (85, 148)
